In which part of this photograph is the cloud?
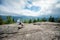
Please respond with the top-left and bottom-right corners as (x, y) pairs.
(0, 0), (60, 17)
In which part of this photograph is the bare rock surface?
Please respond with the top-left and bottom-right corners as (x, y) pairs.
(0, 22), (60, 40)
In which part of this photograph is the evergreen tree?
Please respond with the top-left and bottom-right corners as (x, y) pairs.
(48, 16), (55, 22)
(0, 16), (3, 25)
(33, 19), (37, 23)
(13, 18), (15, 23)
(6, 16), (14, 24)
(41, 17), (46, 22)
(37, 18), (40, 22)
(57, 18), (60, 23)
(29, 19), (32, 23)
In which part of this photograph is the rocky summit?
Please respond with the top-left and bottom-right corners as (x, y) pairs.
(0, 22), (60, 40)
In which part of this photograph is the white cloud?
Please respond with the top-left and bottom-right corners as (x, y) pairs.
(32, 0), (58, 15)
(56, 4), (60, 8)
(0, 0), (60, 16)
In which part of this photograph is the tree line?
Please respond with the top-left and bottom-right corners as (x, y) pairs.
(0, 16), (15, 25)
(0, 16), (60, 25)
(23, 16), (60, 23)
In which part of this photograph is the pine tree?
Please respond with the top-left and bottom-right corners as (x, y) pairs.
(6, 16), (14, 24)
(13, 18), (15, 23)
(41, 17), (46, 22)
(33, 19), (36, 23)
(48, 16), (55, 22)
(29, 19), (32, 23)
(0, 16), (3, 25)
(37, 18), (40, 22)
(57, 18), (60, 23)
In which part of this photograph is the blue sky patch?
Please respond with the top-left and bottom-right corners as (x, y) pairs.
(0, 0), (2, 4)
(27, 0), (32, 4)
(31, 6), (40, 12)
(24, 6), (40, 12)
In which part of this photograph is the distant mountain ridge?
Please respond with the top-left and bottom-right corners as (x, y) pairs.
(0, 15), (38, 22)
(0, 11), (60, 22)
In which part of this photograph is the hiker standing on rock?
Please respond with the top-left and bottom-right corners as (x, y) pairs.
(17, 19), (24, 29)
(17, 19), (24, 26)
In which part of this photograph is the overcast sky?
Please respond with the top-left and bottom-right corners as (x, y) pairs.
(0, 0), (60, 16)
